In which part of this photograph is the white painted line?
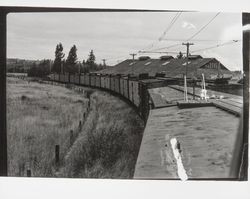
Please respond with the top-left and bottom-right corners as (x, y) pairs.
(170, 138), (188, 181)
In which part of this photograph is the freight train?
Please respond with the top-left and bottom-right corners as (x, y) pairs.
(48, 73), (179, 122)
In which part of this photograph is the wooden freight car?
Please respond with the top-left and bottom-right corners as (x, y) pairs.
(74, 74), (80, 85)
(95, 74), (101, 88)
(114, 75), (120, 94)
(122, 77), (129, 99)
(80, 74), (85, 85)
(105, 75), (110, 89)
(132, 81), (140, 107)
(110, 75), (116, 92)
(54, 73), (60, 82)
(69, 74), (75, 83)
(100, 75), (105, 89)
(84, 73), (90, 86)
(90, 74), (96, 87)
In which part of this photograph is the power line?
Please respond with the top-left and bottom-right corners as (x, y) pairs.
(138, 12), (182, 52)
(186, 12), (220, 41)
(158, 12), (182, 41)
(105, 55), (128, 61)
(160, 38), (241, 42)
(141, 43), (182, 52)
(138, 51), (180, 54)
(144, 12), (221, 53)
(191, 40), (240, 53)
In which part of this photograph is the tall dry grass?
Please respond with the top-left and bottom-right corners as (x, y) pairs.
(7, 78), (144, 178)
(7, 77), (89, 177)
(59, 91), (144, 178)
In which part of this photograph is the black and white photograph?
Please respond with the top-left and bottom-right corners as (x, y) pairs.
(0, 5), (249, 184)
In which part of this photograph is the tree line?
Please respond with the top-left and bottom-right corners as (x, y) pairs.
(52, 43), (107, 74)
(28, 43), (107, 77)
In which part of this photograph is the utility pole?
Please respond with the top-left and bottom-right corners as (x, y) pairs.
(182, 42), (194, 77)
(130, 53), (137, 60)
(102, 59), (106, 66)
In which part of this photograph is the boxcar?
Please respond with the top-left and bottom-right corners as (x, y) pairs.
(59, 74), (63, 82)
(110, 75), (116, 91)
(128, 80), (134, 103)
(132, 81), (140, 107)
(60, 73), (67, 83)
(80, 74), (85, 85)
(95, 74), (101, 88)
(90, 74), (96, 87)
(74, 74), (80, 85)
(69, 74), (74, 83)
(101, 75), (105, 89)
(114, 76), (120, 94)
(105, 75), (110, 89)
(123, 78), (129, 99)
(84, 73), (90, 86)
(119, 77), (124, 96)
(54, 74), (60, 82)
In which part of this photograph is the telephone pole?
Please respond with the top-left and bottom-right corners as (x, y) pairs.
(182, 42), (194, 77)
(130, 53), (137, 60)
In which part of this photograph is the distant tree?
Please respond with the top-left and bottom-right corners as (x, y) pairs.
(177, 51), (183, 59)
(86, 50), (97, 70)
(27, 59), (51, 77)
(96, 63), (107, 71)
(65, 45), (78, 74)
(80, 60), (88, 73)
(52, 43), (65, 73)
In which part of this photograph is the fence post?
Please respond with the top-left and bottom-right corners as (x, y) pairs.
(70, 130), (74, 146)
(193, 79), (196, 100)
(79, 120), (82, 131)
(88, 99), (90, 108)
(55, 145), (60, 166)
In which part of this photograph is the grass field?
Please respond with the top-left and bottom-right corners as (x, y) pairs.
(59, 91), (144, 178)
(7, 77), (144, 178)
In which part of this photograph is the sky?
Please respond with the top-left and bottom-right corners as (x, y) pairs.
(7, 12), (243, 70)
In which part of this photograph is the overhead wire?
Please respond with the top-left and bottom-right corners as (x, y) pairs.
(138, 51), (180, 54)
(191, 40), (240, 53)
(158, 12), (182, 41)
(186, 12), (220, 41)
(138, 11), (182, 52)
(160, 38), (241, 42)
(143, 12), (221, 53)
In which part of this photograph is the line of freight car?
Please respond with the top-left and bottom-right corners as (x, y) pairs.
(51, 73), (148, 119)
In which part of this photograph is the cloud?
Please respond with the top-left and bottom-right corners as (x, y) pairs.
(182, 21), (196, 29)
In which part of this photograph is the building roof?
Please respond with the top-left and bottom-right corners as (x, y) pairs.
(99, 57), (232, 78)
